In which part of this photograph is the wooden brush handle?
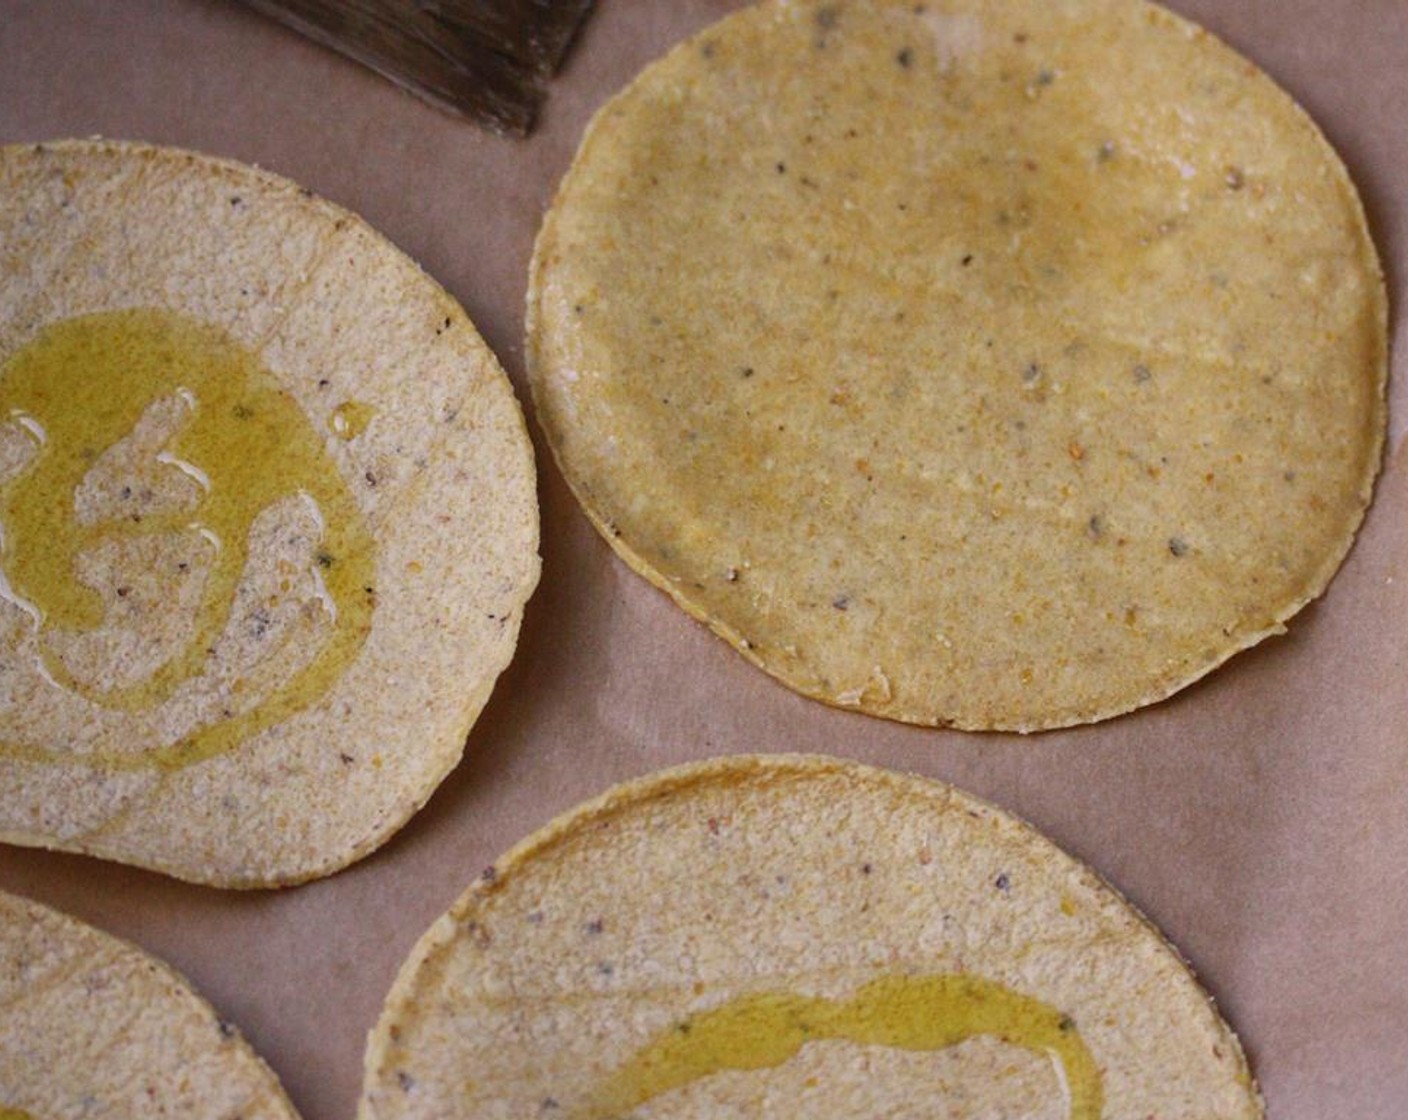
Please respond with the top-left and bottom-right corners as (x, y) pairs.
(239, 0), (594, 135)
(431, 0), (594, 73)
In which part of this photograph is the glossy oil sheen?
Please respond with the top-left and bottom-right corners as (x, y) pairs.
(0, 308), (375, 770)
(581, 973), (1101, 1118)
(331, 399), (377, 440)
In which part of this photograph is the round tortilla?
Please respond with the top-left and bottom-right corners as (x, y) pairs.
(0, 889), (298, 1119)
(0, 140), (539, 886)
(360, 755), (1262, 1118)
(527, 0), (1386, 731)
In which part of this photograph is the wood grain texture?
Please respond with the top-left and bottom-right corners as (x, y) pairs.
(239, 0), (594, 134)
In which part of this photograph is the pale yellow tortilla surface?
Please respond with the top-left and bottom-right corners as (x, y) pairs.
(528, 0), (1386, 731)
(360, 755), (1262, 1118)
(0, 889), (299, 1119)
(0, 140), (540, 886)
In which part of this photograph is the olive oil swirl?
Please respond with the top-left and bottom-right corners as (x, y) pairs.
(0, 309), (376, 771)
(580, 973), (1101, 1118)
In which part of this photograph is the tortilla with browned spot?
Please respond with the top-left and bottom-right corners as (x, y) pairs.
(527, 0), (1386, 730)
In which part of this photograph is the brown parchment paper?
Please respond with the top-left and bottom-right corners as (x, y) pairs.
(0, 1), (1404, 1116)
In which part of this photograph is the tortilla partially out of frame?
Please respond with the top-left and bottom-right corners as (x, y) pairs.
(527, 0), (1387, 731)
(361, 756), (1262, 1118)
(0, 140), (539, 886)
(0, 889), (299, 1119)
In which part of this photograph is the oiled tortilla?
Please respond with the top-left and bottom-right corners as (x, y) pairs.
(528, 0), (1386, 730)
(0, 140), (539, 886)
(0, 889), (299, 1119)
(359, 755), (1262, 1118)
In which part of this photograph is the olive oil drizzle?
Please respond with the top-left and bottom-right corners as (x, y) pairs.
(581, 973), (1102, 1118)
(331, 399), (377, 440)
(0, 309), (376, 771)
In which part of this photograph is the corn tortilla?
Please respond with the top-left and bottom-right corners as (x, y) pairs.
(527, 0), (1387, 730)
(360, 755), (1262, 1118)
(0, 140), (540, 886)
(0, 889), (299, 1119)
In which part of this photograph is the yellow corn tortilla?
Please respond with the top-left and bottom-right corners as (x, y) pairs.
(0, 140), (540, 886)
(360, 755), (1262, 1118)
(0, 889), (299, 1119)
(527, 0), (1387, 731)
